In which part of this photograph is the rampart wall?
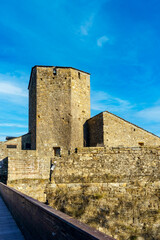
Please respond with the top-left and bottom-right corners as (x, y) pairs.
(7, 149), (50, 202)
(1, 140), (160, 239)
(46, 147), (160, 240)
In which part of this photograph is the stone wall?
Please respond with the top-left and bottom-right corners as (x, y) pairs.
(87, 112), (160, 147)
(29, 67), (37, 150)
(21, 133), (31, 150)
(50, 147), (160, 183)
(0, 136), (50, 202)
(0, 135), (50, 202)
(70, 68), (90, 148)
(0, 156), (8, 183)
(0, 137), (22, 160)
(0, 134), (31, 160)
(46, 147), (160, 240)
(7, 149), (50, 202)
(86, 113), (103, 147)
(36, 66), (72, 153)
(0, 137), (22, 184)
(1, 140), (159, 239)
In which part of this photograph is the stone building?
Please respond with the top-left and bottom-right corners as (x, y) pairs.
(0, 66), (160, 240)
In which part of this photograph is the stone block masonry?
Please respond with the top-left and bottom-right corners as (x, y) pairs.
(46, 147), (160, 240)
(29, 66), (90, 153)
(87, 112), (160, 147)
(7, 149), (50, 202)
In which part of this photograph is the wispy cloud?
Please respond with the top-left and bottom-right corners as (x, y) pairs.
(80, 14), (95, 36)
(91, 90), (134, 113)
(0, 123), (27, 128)
(97, 35), (109, 47)
(0, 73), (27, 97)
(0, 136), (6, 141)
(136, 106), (160, 122)
(0, 82), (27, 97)
(91, 92), (160, 137)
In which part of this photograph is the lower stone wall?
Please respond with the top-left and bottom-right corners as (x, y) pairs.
(0, 137), (23, 163)
(46, 147), (160, 240)
(0, 138), (22, 185)
(0, 145), (159, 239)
(51, 147), (160, 183)
(86, 113), (104, 147)
(7, 150), (50, 202)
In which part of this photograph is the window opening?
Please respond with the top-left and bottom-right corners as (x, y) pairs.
(53, 147), (61, 156)
(138, 142), (144, 146)
(7, 145), (17, 149)
(26, 143), (31, 149)
(53, 68), (57, 75)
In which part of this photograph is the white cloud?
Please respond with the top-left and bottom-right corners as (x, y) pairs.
(0, 72), (28, 97)
(91, 90), (133, 113)
(80, 14), (94, 36)
(137, 106), (160, 122)
(0, 82), (27, 97)
(97, 35), (109, 47)
(0, 123), (27, 128)
(0, 136), (5, 141)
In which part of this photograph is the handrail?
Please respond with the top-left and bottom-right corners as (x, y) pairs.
(0, 183), (116, 240)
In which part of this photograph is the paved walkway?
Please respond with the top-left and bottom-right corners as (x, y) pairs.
(0, 196), (24, 240)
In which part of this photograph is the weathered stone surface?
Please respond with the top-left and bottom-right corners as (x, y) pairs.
(87, 112), (160, 147)
(0, 183), (115, 240)
(29, 66), (90, 152)
(46, 147), (160, 240)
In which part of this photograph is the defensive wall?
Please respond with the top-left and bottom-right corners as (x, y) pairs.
(0, 136), (49, 202)
(46, 147), (160, 240)
(0, 145), (159, 239)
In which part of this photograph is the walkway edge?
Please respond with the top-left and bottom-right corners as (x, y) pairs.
(0, 183), (116, 240)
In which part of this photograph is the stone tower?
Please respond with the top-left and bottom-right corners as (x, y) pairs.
(28, 66), (90, 153)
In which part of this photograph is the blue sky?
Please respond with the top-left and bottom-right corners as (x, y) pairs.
(1, 0), (160, 140)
